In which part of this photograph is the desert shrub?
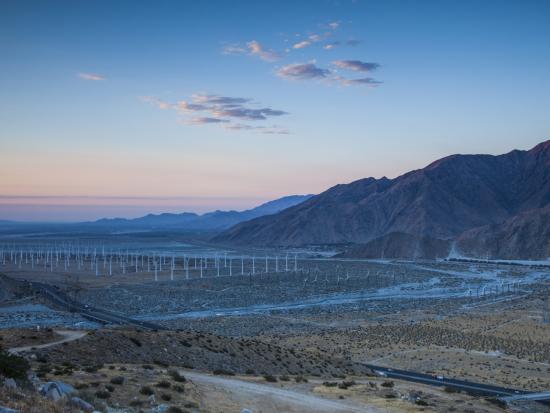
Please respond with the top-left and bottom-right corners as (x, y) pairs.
(415, 399), (429, 406)
(167, 407), (189, 413)
(156, 380), (171, 388)
(84, 364), (102, 373)
(168, 368), (186, 382)
(213, 368), (234, 376)
(179, 339), (192, 347)
(95, 390), (111, 399)
(105, 384), (115, 392)
(323, 381), (338, 387)
(0, 348), (30, 379)
(142, 364), (154, 370)
(161, 393), (172, 401)
(74, 382), (89, 389)
(36, 355), (48, 363)
(263, 374), (277, 382)
(129, 399), (144, 407)
(295, 375), (308, 383)
(486, 398), (507, 408)
(110, 376), (125, 385)
(173, 384), (185, 393)
(280, 375), (290, 381)
(381, 380), (394, 388)
(245, 368), (255, 375)
(139, 385), (154, 396)
(153, 359), (169, 367)
(184, 401), (199, 408)
(129, 337), (142, 347)
(181, 362), (194, 369)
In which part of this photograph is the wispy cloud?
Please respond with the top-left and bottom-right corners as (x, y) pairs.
(339, 77), (383, 87)
(224, 124), (290, 134)
(323, 41), (341, 50)
(78, 72), (105, 81)
(222, 44), (247, 55)
(293, 40), (311, 49)
(222, 41), (281, 61)
(333, 60), (380, 72)
(276, 62), (383, 88)
(143, 93), (289, 133)
(192, 94), (251, 105)
(177, 100), (209, 112)
(183, 117), (230, 125)
(346, 39), (361, 46)
(308, 34), (323, 42)
(328, 21), (340, 30)
(141, 96), (175, 110)
(247, 40), (281, 61)
(277, 63), (330, 80)
(212, 107), (287, 121)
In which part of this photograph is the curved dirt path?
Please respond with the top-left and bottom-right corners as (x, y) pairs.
(184, 371), (381, 413)
(8, 330), (87, 354)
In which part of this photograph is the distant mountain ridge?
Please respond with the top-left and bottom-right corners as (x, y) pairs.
(213, 141), (550, 259)
(88, 194), (314, 232)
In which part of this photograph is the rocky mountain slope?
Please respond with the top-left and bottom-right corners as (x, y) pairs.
(214, 141), (550, 259)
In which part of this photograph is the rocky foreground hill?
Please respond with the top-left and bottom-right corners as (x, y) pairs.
(213, 141), (550, 259)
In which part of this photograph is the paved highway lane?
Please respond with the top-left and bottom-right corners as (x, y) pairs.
(29, 281), (165, 330)
(363, 364), (527, 397)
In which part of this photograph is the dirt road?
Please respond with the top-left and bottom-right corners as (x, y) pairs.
(8, 330), (87, 354)
(184, 371), (381, 413)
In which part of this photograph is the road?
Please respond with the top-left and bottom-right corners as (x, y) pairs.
(183, 371), (381, 413)
(28, 280), (165, 330)
(502, 392), (550, 402)
(8, 330), (87, 354)
(362, 363), (528, 398)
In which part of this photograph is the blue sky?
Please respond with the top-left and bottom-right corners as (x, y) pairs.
(1, 0), (549, 221)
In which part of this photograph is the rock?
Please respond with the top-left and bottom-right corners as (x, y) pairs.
(0, 406), (20, 413)
(39, 381), (76, 401)
(70, 396), (94, 412)
(46, 387), (61, 401)
(2, 378), (17, 389)
(150, 405), (169, 413)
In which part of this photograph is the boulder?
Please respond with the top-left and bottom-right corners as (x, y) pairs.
(70, 396), (94, 412)
(2, 378), (17, 389)
(150, 405), (169, 413)
(39, 381), (76, 401)
(0, 406), (20, 413)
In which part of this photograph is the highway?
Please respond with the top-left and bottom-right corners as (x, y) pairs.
(29, 280), (165, 330)
(502, 391), (550, 402)
(362, 364), (537, 399)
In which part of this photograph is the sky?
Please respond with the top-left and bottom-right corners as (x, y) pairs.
(1, 0), (549, 221)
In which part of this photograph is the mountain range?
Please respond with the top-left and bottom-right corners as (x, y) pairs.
(213, 141), (550, 260)
(86, 194), (314, 232)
